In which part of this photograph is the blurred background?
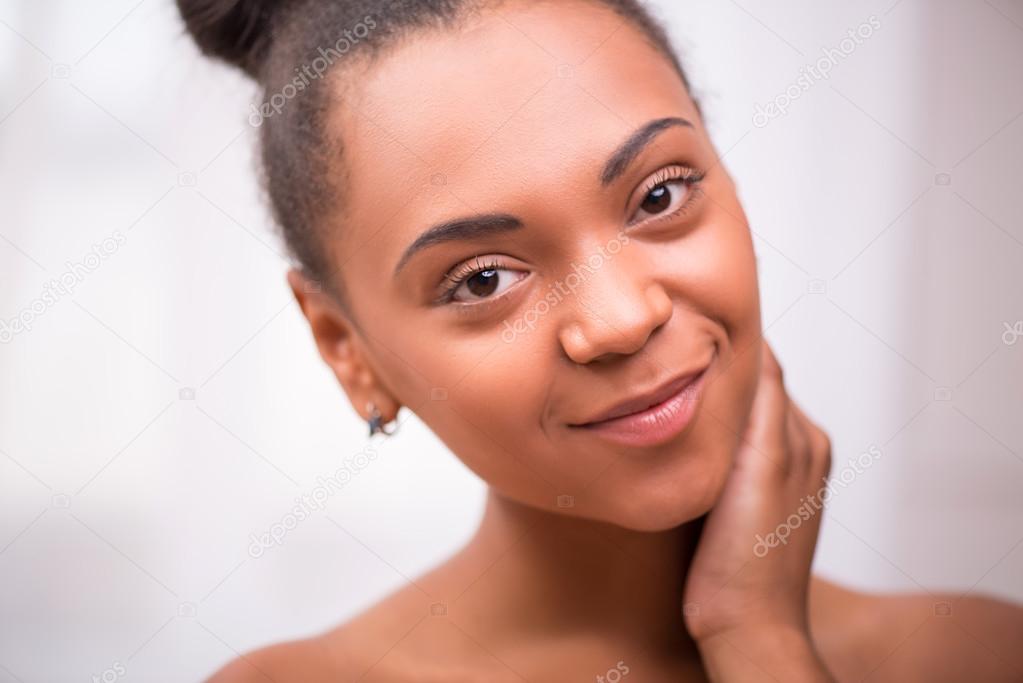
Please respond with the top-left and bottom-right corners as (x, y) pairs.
(1, 0), (1021, 680)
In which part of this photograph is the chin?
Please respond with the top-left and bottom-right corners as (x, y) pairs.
(595, 456), (730, 532)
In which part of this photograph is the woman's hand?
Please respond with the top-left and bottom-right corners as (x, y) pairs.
(683, 339), (836, 682)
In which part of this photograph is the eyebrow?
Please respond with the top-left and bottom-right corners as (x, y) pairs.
(600, 116), (694, 186)
(393, 213), (523, 276)
(393, 116), (694, 278)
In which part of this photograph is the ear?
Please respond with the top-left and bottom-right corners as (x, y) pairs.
(287, 269), (401, 424)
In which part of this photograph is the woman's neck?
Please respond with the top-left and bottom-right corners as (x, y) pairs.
(451, 488), (704, 658)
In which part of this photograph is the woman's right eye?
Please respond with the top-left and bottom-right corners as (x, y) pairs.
(451, 268), (526, 303)
(440, 259), (527, 305)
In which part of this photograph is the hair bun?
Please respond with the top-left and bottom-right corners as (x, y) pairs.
(176, 0), (282, 78)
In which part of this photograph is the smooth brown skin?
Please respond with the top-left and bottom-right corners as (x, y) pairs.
(209, 2), (1023, 681)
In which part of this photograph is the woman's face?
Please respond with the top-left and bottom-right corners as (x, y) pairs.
(311, 0), (762, 531)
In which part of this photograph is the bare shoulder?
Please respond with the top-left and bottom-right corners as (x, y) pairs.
(204, 579), (515, 682)
(204, 637), (337, 683)
(203, 586), (431, 682)
(809, 575), (1023, 682)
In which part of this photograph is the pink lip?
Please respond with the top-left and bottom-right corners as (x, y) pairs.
(571, 362), (711, 448)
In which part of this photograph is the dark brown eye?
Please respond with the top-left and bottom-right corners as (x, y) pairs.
(641, 185), (672, 214)
(632, 179), (691, 223)
(466, 270), (499, 298)
(449, 266), (526, 304)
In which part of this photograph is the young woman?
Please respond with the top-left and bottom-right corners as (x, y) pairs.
(177, 1), (1023, 680)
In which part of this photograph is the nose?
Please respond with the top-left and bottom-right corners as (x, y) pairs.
(557, 254), (673, 365)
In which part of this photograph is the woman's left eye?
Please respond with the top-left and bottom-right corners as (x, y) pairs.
(632, 180), (692, 223)
(444, 264), (526, 304)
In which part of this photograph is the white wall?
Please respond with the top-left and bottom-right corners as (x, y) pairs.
(0, 0), (1020, 680)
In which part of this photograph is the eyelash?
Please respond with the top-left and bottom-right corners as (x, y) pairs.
(436, 255), (507, 306)
(628, 164), (707, 227)
(434, 164), (707, 308)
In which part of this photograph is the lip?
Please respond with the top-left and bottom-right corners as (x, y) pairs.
(570, 360), (712, 448)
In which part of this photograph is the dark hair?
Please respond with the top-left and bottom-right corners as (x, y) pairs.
(176, 0), (697, 313)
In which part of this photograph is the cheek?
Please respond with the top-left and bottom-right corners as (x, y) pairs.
(400, 344), (569, 505)
(667, 218), (762, 446)
(662, 216), (761, 334)
(404, 329), (634, 509)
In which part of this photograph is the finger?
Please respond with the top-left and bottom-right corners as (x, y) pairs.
(760, 338), (784, 382)
(760, 342), (828, 476)
(786, 404), (812, 476)
(789, 399), (832, 477)
(738, 340), (792, 473)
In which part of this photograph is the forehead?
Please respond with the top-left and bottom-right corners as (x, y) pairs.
(330, 0), (698, 262)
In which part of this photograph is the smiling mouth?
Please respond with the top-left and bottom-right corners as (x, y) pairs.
(572, 360), (711, 426)
(568, 358), (713, 448)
